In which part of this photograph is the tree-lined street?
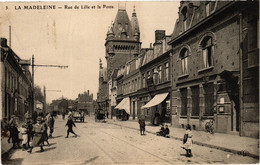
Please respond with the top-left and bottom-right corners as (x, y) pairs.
(3, 116), (258, 165)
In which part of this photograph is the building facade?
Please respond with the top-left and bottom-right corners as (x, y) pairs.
(138, 31), (172, 124)
(1, 38), (32, 121)
(169, 1), (259, 137)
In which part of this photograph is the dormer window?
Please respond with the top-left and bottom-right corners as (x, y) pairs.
(181, 7), (188, 31)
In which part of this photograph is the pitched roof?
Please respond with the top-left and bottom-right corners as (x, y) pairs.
(112, 9), (133, 40)
(171, 1), (232, 41)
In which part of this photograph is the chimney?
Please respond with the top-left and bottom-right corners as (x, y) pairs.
(155, 30), (165, 43)
(88, 90), (89, 95)
(0, 38), (7, 47)
(150, 43), (152, 49)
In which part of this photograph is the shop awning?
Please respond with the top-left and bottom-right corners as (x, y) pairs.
(141, 93), (168, 109)
(114, 97), (130, 114)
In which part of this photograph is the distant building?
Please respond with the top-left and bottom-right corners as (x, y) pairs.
(76, 90), (94, 115)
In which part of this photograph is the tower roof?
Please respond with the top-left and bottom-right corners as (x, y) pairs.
(113, 8), (133, 39)
(131, 6), (140, 35)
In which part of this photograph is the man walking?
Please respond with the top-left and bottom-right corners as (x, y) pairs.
(48, 114), (55, 138)
(65, 117), (78, 138)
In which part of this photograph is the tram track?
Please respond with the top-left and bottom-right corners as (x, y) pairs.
(77, 121), (175, 165)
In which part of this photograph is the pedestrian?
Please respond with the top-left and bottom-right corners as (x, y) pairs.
(27, 117), (45, 153)
(1, 117), (9, 138)
(26, 117), (33, 149)
(65, 116), (78, 138)
(138, 115), (146, 136)
(32, 110), (38, 124)
(156, 124), (165, 136)
(8, 115), (15, 143)
(20, 123), (28, 151)
(62, 111), (65, 120)
(181, 124), (193, 157)
(164, 125), (170, 138)
(106, 111), (109, 119)
(11, 123), (21, 149)
(48, 114), (55, 138)
(42, 117), (50, 146)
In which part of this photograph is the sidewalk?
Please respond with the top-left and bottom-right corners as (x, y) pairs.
(1, 137), (13, 155)
(1, 122), (23, 156)
(107, 118), (259, 159)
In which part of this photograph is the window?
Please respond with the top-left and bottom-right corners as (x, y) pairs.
(8, 71), (10, 89)
(248, 16), (259, 68)
(201, 37), (213, 68)
(164, 62), (169, 81)
(152, 68), (157, 84)
(180, 48), (189, 75)
(181, 7), (188, 31)
(5, 68), (7, 88)
(180, 88), (187, 116)
(204, 83), (214, 116)
(191, 86), (200, 116)
(147, 71), (151, 79)
(142, 73), (146, 88)
(158, 66), (162, 83)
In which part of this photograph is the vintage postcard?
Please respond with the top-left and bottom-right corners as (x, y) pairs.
(0, 1), (259, 164)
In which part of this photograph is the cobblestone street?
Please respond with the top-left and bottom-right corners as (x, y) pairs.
(2, 116), (258, 165)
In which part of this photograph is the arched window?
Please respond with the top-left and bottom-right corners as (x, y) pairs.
(180, 48), (189, 75)
(201, 36), (213, 68)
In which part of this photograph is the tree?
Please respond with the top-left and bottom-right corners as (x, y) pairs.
(34, 85), (44, 103)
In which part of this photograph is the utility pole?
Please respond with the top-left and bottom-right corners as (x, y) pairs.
(31, 55), (68, 116)
(32, 55), (34, 115)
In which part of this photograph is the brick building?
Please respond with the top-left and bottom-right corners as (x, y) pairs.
(169, 1), (258, 137)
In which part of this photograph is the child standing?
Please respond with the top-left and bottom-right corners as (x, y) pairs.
(20, 123), (28, 151)
(182, 124), (193, 157)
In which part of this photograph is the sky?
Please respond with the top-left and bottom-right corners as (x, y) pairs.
(0, 1), (179, 103)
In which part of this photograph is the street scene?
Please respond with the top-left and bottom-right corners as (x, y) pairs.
(2, 116), (258, 164)
(1, 1), (259, 165)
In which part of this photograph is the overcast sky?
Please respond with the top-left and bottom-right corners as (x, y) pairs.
(0, 1), (179, 103)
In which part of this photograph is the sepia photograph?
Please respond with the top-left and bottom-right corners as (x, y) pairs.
(0, 1), (259, 164)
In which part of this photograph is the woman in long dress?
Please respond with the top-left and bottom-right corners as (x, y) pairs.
(28, 117), (45, 153)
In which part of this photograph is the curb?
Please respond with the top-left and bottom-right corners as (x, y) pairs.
(108, 121), (259, 159)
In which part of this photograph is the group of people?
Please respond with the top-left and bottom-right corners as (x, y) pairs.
(1, 111), (55, 153)
(138, 115), (193, 157)
(156, 124), (170, 138)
